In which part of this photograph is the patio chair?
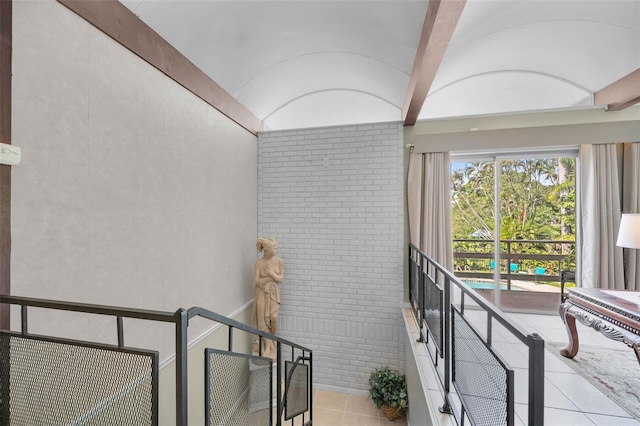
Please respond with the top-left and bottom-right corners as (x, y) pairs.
(534, 266), (547, 284)
(510, 263), (518, 273)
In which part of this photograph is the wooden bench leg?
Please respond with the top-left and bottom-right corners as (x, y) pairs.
(559, 302), (579, 358)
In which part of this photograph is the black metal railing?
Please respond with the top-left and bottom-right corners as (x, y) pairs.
(189, 306), (313, 426)
(0, 331), (158, 425)
(0, 295), (313, 426)
(560, 270), (576, 303)
(0, 295), (172, 426)
(409, 244), (544, 426)
(453, 238), (576, 289)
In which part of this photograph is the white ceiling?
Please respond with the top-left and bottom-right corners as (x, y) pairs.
(121, 0), (640, 131)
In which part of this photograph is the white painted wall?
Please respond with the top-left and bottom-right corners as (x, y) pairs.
(10, 0), (257, 362)
(407, 106), (640, 153)
(258, 122), (405, 392)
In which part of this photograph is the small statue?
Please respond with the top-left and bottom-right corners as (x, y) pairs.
(252, 237), (284, 359)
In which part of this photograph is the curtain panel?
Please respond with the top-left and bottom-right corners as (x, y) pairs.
(579, 144), (624, 289)
(407, 151), (453, 271)
(622, 142), (640, 290)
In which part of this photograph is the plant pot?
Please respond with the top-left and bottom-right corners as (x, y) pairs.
(369, 366), (408, 420)
(381, 405), (405, 421)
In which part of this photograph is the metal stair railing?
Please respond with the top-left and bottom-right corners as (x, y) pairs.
(188, 306), (314, 426)
(0, 295), (313, 426)
(408, 244), (545, 426)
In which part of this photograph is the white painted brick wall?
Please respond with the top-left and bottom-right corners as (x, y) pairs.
(258, 122), (404, 391)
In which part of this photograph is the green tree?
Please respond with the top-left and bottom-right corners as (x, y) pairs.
(451, 158), (576, 274)
(451, 161), (495, 240)
(498, 158), (557, 240)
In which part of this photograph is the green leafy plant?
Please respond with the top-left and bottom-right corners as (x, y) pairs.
(368, 366), (408, 411)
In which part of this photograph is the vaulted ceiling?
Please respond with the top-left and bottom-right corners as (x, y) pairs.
(120, 0), (640, 131)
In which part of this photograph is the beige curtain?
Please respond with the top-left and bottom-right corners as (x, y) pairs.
(579, 144), (625, 289)
(622, 142), (640, 290)
(407, 151), (453, 271)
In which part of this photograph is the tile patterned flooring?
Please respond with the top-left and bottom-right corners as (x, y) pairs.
(504, 312), (640, 426)
(425, 311), (640, 425)
(307, 312), (640, 426)
(310, 390), (408, 426)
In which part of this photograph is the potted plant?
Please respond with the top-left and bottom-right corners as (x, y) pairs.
(368, 366), (408, 421)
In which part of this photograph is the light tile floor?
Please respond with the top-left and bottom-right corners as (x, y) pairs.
(410, 306), (640, 425)
(308, 311), (640, 426)
(506, 312), (640, 426)
(306, 389), (408, 426)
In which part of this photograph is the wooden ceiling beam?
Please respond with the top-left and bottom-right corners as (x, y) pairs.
(594, 68), (640, 112)
(57, 0), (263, 135)
(403, 0), (466, 126)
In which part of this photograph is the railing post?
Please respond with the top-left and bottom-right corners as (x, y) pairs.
(116, 316), (124, 348)
(408, 245), (413, 304)
(507, 241), (512, 290)
(439, 275), (452, 414)
(20, 305), (27, 335)
(175, 308), (188, 426)
(417, 255), (425, 343)
(276, 341), (282, 426)
(528, 333), (545, 426)
(309, 350), (313, 424)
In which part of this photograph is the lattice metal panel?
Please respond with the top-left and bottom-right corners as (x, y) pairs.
(410, 257), (420, 314)
(284, 361), (309, 420)
(205, 349), (272, 426)
(0, 332), (157, 426)
(452, 308), (514, 426)
(423, 272), (443, 355)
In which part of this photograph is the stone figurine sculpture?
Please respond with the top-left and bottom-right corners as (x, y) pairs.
(252, 237), (284, 359)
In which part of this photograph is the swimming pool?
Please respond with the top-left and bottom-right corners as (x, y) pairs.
(461, 280), (524, 291)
